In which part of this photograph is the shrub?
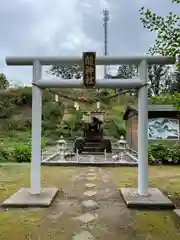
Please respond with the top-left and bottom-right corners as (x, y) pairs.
(149, 143), (168, 163)
(148, 142), (180, 165)
(42, 102), (65, 135)
(11, 138), (46, 163)
(42, 102), (64, 120)
(104, 120), (126, 139)
(13, 144), (31, 163)
(172, 143), (180, 163)
(150, 93), (180, 110)
(5, 118), (31, 131)
(0, 147), (13, 162)
(41, 137), (46, 150)
(56, 110), (83, 139)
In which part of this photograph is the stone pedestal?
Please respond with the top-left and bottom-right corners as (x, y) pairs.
(120, 188), (174, 209)
(1, 188), (58, 208)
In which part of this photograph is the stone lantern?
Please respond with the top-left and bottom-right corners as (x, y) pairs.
(57, 135), (67, 161)
(117, 135), (127, 150)
(117, 135), (127, 163)
(74, 101), (80, 110)
(55, 94), (59, 102)
(97, 101), (100, 109)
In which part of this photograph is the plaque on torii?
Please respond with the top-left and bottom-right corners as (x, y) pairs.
(83, 52), (96, 88)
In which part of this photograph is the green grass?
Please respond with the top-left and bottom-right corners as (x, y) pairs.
(107, 166), (180, 240)
(149, 139), (180, 147)
(0, 165), (180, 239)
(108, 166), (180, 205)
(0, 164), (81, 240)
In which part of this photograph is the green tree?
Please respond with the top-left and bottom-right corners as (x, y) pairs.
(0, 73), (9, 89)
(139, 0), (180, 57)
(112, 65), (134, 79)
(172, 0), (180, 3)
(148, 65), (172, 95)
(108, 64), (172, 96)
(107, 65), (136, 80)
(139, 0), (180, 93)
(49, 64), (82, 79)
(151, 92), (180, 110)
(106, 65), (136, 95)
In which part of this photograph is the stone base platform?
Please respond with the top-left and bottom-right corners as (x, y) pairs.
(173, 209), (180, 218)
(41, 161), (137, 167)
(1, 188), (58, 208)
(120, 188), (174, 210)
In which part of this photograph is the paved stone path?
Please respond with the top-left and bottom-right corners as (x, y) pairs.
(44, 167), (136, 239)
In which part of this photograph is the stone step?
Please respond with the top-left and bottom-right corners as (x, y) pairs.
(83, 147), (103, 152)
(81, 152), (105, 155)
(84, 142), (102, 146)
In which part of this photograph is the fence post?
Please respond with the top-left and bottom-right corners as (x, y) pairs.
(76, 149), (79, 163)
(104, 149), (106, 162)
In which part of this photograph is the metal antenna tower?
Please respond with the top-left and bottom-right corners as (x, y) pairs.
(103, 9), (109, 79)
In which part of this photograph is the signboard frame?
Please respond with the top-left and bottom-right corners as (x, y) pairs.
(83, 52), (96, 88)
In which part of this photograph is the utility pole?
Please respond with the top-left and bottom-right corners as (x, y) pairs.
(103, 9), (109, 79)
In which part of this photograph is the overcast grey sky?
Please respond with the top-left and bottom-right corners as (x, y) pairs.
(0, 0), (179, 84)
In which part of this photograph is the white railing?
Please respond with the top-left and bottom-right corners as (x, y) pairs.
(41, 142), (138, 164)
(125, 152), (138, 162)
(41, 145), (75, 163)
(110, 144), (138, 164)
(125, 146), (138, 162)
(41, 151), (59, 163)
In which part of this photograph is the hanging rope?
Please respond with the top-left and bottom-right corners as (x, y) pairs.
(32, 82), (97, 104)
(31, 73), (149, 105)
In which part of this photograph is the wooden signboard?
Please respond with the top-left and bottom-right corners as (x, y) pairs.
(83, 52), (96, 88)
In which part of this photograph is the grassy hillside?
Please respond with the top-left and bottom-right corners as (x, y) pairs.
(0, 87), (134, 152)
(1, 86), (180, 164)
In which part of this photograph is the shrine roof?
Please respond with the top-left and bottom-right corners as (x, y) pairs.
(123, 104), (179, 120)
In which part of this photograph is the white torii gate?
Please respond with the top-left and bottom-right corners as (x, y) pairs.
(2, 54), (175, 208)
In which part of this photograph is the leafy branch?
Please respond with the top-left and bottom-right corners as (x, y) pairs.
(139, 0), (180, 57)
